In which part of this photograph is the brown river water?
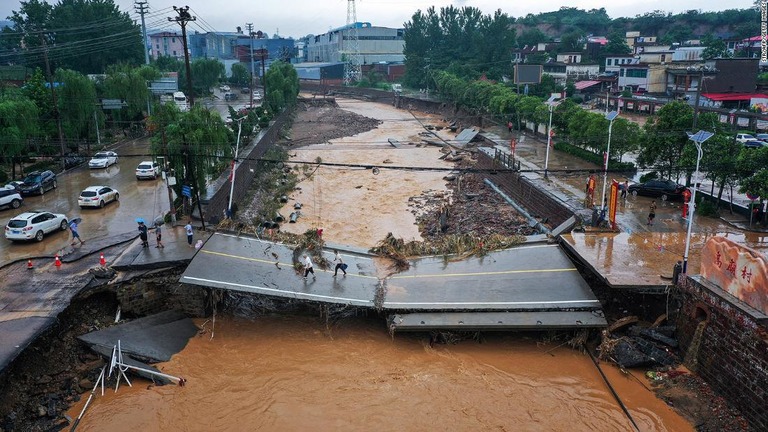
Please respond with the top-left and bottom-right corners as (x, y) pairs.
(68, 316), (692, 431)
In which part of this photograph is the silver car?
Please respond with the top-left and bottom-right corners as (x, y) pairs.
(78, 186), (119, 208)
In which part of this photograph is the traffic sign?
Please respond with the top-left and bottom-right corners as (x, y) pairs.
(747, 192), (759, 200)
(182, 185), (193, 198)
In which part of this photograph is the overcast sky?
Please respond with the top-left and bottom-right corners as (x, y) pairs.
(2, 0), (758, 39)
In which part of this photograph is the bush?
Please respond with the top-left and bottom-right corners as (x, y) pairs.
(0, 170), (8, 183)
(553, 141), (636, 173)
(696, 197), (719, 218)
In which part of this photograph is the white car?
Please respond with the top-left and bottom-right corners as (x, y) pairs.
(220, 85), (231, 92)
(735, 133), (757, 144)
(136, 161), (161, 180)
(89, 151), (118, 169)
(79, 186), (119, 208)
(0, 189), (23, 210)
(5, 211), (68, 242)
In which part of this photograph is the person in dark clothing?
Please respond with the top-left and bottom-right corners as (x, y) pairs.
(333, 250), (347, 277)
(138, 221), (149, 248)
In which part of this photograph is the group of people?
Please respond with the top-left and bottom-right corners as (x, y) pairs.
(301, 250), (348, 280)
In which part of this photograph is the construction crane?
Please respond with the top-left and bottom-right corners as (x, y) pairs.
(343, 0), (362, 85)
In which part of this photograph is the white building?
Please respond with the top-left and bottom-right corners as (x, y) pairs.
(304, 22), (404, 64)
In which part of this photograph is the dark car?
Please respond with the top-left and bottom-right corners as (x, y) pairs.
(743, 140), (767, 149)
(18, 170), (57, 196)
(627, 179), (688, 201)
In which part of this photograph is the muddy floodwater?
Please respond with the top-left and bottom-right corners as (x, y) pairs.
(68, 316), (692, 431)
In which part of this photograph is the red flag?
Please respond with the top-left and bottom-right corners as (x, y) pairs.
(228, 160), (235, 182)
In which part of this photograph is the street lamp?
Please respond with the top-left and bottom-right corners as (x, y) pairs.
(544, 95), (561, 178)
(227, 116), (246, 216)
(682, 130), (715, 274)
(600, 111), (620, 211)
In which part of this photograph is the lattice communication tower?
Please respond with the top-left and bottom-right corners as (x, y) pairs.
(343, 0), (362, 85)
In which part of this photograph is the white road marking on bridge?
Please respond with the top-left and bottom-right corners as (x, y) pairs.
(384, 300), (601, 306)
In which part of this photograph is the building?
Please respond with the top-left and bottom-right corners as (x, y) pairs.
(149, 32), (186, 60)
(543, 62), (599, 84)
(304, 22), (405, 64)
(189, 31), (242, 60)
(293, 62), (345, 85)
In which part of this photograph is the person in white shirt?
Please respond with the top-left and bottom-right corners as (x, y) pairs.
(302, 254), (315, 280)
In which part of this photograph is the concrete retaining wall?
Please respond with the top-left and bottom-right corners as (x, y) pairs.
(115, 272), (209, 317)
(676, 276), (768, 431)
(202, 108), (294, 224)
(475, 151), (575, 228)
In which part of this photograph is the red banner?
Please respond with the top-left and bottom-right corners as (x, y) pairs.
(609, 180), (619, 229)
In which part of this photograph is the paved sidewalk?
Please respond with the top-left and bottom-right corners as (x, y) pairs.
(480, 126), (768, 289)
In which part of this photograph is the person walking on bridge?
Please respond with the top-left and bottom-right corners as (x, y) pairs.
(69, 219), (85, 246)
(333, 250), (347, 277)
(302, 254), (316, 280)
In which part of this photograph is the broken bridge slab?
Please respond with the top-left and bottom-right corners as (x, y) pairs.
(388, 310), (607, 331)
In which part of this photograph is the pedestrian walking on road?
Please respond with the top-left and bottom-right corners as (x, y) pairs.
(648, 201), (657, 226)
(302, 254), (315, 280)
(620, 180), (629, 202)
(137, 220), (149, 248)
(333, 250), (347, 277)
(69, 220), (85, 246)
(507, 121), (513, 132)
(153, 224), (165, 248)
(185, 221), (194, 248)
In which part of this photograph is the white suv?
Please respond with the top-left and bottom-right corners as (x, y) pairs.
(0, 189), (23, 210)
(736, 133), (757, 144)
(5, 211), (68, 242)
(135, 161), (161, 180)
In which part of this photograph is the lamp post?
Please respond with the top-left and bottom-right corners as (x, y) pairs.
(683, 130), (714, 274)
(227, 116), (245, 216)
(544, 95), (561, 178)
(600, 111), (620, 211)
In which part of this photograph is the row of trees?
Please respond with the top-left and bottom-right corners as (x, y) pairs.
(430, 71), (768, 204)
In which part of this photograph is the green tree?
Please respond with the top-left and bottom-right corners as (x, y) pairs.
(186, 58), (225, 96)
(22, 68), (58, 142)
(102, 63), (155, 124)
(638, 101), (693, 180)
(604, 31), (631, 55)
(9, 0), (143, 73)
(517, 28), (547, 47)
(55, 68), (97, 146)
(153, 55), (183, 73)
(702, 35), (731, 60)
(264, 61), (298, 113)
(0, 92), (39, 176)
(230, 63), (250, 87)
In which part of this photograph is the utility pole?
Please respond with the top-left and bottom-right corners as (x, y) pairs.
(246, 23), (255, 108)
(40, 32), (66, 171)
(168, 6), (196, 106)
(261, 48), (267, 100)
(134, 1), (150, 65)
(692, 68), (704, 129)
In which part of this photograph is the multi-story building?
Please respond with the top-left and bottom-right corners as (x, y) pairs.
(149, 32), (185, 60)
(304, 22), (404, 64)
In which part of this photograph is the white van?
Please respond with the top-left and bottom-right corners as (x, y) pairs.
(173, 91), (189, 112)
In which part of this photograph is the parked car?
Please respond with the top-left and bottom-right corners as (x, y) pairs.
(241, 87), (250, 94)
(18, 170), (57, 196)
(224, 92), (238, 101)
(627, 179), (688, 201)
(5, 211), (68, 242)
(88, 151), (118, 169)
(135, 161), (161, 180)
(78, 186), (119, 208)
(735, 133), (757, 143)
(743, 140), (767, 149)
(0, 189), (23, 210)
(3, 181), (24, 192)
(253, 90), (262, 100)
(219, 84), (230, 92)
(755, 133), (768, 141)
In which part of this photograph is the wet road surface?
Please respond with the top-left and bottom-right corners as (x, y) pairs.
(0, 138), (170, 265)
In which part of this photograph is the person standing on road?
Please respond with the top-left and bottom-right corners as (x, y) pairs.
(69, 220), (85, 246)
(333, 250), (347, 277)
(184, 221), (194, 248)
(153, 224), (165, 248)
(302, 254), (315, 280)
(648, 201), (657, 226)
(137, 221), (149, 248)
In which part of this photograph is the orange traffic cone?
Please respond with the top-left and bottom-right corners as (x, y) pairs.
(99, 253), (106, 266)
(54, 255), (61, 269)
(27, 259), (33, 270)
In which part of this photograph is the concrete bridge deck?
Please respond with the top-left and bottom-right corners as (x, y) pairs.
(180, 233), (606, 331)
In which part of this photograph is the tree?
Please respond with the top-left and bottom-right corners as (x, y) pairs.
(55, 68), (97, 147)
(264, 61), (298, 113)
(185, 58), (225, 96)
(0, 91), (39, 176)
(604, 31), (631, 55)
(153, 55), (183, 73)
(638, 101), (693, 180)
(8, 0), (143, 73)
(702, 35), (731, 60)
(101, 64), (156, 125)
(230, 63), (250, 87)
(517, 28), (547, 47)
